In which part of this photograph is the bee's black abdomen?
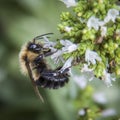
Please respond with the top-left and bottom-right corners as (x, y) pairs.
(35, 70), (69, 89)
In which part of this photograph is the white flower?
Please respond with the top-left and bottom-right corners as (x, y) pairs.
(101, 109), (116, 117)
(73, 75), (88, 89)
(102, 70), (116, 87)
(93, 92), (107, 104)
(85, 72), (95, 81)
(81, 64), (94, 81)
(72, 71), (94, 89)
(64, 26), (73, 32)
(87, 16), (101, 30)
(60, 57), (73, 72)
(42, 36), (57, 52)
(104, 8), (119, 23)
(81, 64), (95, 82)
(81, 64), (93, 72)
(60, 0), (77, 8)
(51, 50), (64, 64)
(60, 40), (78, 53)
(101, 26), (107, 37)
(78, 109), (86, 116)
(85, 49), (102, 65)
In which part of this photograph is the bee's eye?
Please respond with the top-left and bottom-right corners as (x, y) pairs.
(30, 44), (37, 49)
(28, 43), (42, 53)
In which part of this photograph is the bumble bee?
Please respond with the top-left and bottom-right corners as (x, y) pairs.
(19, 33), (69, 102)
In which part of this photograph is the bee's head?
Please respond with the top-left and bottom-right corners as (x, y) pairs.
(28, 42), (43, 53)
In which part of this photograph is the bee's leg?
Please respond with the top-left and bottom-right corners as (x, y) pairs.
(24, 56), (44, 102)
(34, 50), (56, 64)
(44, 51), (56, 57)
(34, 54), (44, 63)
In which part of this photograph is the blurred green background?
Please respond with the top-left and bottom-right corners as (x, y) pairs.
(0, 0), (120, 120)
(0, 0), (76, 120)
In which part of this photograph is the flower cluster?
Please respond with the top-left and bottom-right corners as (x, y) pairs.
(44, 0), (120, 87)
(54, 0), (120, 87)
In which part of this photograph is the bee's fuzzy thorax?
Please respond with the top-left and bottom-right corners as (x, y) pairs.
(19, 43), (38, 75)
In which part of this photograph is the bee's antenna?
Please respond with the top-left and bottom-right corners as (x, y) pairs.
(33, 33), (54, 42)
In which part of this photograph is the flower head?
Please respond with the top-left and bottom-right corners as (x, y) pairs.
(72, 70), (94, 89)
(60, 0), (77, 8)
(104, 8), (119, 23)
(87, 16), (101, 30)
(60, 57), (73, 72)
(73, 75), (88, 89)
(85, 49), (102, 65)
(102, 70), (116, 87)
(93, 92), (107, 104)
(101, 109), (116, 117)
(51, 50), (64, 64)
(43, 36), (57, 52)
(81, 64), (93, 72)
(60, 40), (78, 53)
(78, 109), (86, 116)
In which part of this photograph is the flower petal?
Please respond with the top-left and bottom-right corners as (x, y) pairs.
(61, 57), (73, 71)
(85, 49), (102, 65)
(60, 40), (78, 53)
(60, 0), (77, 8)
(104, 8), (119, 23)
(51, 50), (64, 64)
(102, 70), (116, 87)
(87, 16), (100, 30)
(101, 26), (107, 37)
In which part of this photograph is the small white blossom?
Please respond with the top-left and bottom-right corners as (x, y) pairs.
(51, 50), (64, 64)
(43, 36), (57, 52)
(101, 109), (116, 117)
(43, 36), (56, 47)
(102, 70), (116, 87)
(60, 57), (73, 72)
(81, 64), (94, 81)
(81, 64), (93, 72)
(73, 75), (88, 89)
(80, 64), (95, 82)
(64, 26), (73, 32)
(60, 0), (77, 8)
(93, 92), (107, 104)
(85, 71), (95, 81)
(60, 40), (78, 53)
(101, 26), (107, 37)
(104, 8), (119, 23)
(85, 49), (102, 65)
(72, 71), (94, 88)
(78, 109), (86, 116)
(87, 16), (100, 30)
